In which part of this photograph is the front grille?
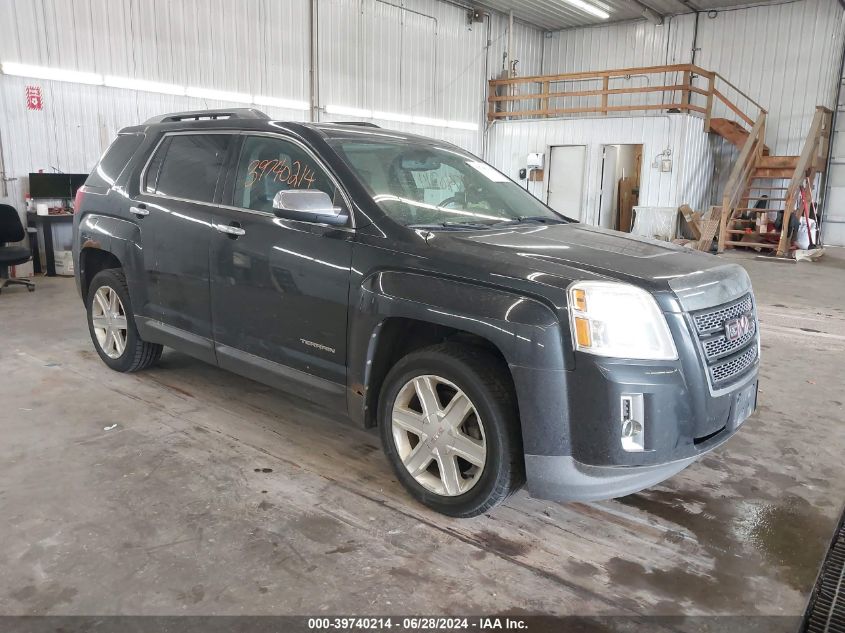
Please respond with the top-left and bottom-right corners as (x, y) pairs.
(702, 319), (757, 360)
(691, 293), (759, 389)
(802, 507), (845, 633)
(693, 294), (754, 334)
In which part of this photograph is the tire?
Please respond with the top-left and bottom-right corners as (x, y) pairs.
(378, 343), (524, 517)
(86, 268), (162, 373)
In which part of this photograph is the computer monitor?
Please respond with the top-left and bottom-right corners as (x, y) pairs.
(69, 174), (87, 197)
(29, 173), (89, 199)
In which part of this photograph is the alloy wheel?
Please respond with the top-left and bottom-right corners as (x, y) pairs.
(391, 374), (487, 496)
(91, 286), (128, 359)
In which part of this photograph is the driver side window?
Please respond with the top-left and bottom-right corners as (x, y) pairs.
(232, 136), (346, 216)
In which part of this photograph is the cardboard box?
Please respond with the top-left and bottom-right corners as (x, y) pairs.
(54, 250), (75, 276)
(11, 261), (34, 278)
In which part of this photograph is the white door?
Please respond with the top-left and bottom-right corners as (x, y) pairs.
(598, 145), (618, 229)
(547, 145), (586, 221)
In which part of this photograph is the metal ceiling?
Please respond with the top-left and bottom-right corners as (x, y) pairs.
(475, 0), (790, 30)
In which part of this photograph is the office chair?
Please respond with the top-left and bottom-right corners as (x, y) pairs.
(0, 203), (35, 293)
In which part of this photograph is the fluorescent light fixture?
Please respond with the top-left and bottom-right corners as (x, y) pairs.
(186, 86), (252, 103)
(412, 115), (448, 127)
(373, 110), (413, 123)
(445, 120), (479, 131)
(104, 75), (185, 96)
(326, 104), (374, 117)
(253, 95), (310, 110)
(2, 62), (103, 85)
(563, 0), (610, 19)
(328, 104), (477, 131)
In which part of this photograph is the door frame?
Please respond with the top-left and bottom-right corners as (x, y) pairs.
(597, 143), (643, 232)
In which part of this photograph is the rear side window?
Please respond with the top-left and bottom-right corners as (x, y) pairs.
(145, 134), (231, 203)
(85, 134), (144, 189)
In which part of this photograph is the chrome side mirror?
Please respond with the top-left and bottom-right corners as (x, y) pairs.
(272, 190), (348, 226)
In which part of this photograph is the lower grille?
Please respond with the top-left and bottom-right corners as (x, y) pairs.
(710, 344), (759, 386)
(802, 507), (845, 633)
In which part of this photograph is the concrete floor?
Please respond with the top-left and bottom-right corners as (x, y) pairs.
(0, 249), (844, 619)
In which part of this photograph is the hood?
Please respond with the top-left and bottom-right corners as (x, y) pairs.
(431, 223), (748, 311)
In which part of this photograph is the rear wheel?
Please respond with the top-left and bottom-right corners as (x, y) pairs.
(378, 344), (524, 517)
(86, 269), (162, 372)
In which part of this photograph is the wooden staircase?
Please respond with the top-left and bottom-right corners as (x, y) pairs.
(709, 118), (770, 155)
(713, 106), (832, 256)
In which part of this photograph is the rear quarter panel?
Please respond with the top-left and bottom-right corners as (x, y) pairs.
(75, 210), (150, 311)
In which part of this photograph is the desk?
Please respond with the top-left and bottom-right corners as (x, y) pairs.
(27, 212), (73, 277)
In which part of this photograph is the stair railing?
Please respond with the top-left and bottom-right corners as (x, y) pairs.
(717, 112), (768, 252)
(487, 64), (763, 131)
(776, 106), (834, 255)
(706, 72), (766, 131)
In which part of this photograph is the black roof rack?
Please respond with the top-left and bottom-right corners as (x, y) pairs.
(144, 108), (270, 124)
(328, 121), (381, 128)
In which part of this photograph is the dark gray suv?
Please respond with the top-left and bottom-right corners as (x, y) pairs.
(73, 108), (759, 517)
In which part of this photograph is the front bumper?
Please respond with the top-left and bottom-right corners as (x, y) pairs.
(510, 308), (758, 502)
(522, 372), (756, 503)
(525, 454), (697, 502)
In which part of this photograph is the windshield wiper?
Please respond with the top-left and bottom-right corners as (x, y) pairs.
(407, 221), (496, 231)
(492, 216), (569, 227)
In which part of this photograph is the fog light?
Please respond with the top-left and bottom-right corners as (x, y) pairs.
(620, 394), (645, 452)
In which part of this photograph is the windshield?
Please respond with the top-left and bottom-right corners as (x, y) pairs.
(330, 138), (569, 228)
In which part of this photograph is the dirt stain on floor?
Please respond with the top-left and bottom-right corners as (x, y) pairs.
(472, 530), (530, 558)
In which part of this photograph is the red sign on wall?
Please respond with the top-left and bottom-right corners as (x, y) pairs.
(26, 85), (43, 110)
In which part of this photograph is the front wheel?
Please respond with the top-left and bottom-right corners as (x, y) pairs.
(86, 269), (162, 372)
(378, 344), (524, 517)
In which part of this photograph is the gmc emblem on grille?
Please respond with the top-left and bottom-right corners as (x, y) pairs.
(725, 312), (753, 342)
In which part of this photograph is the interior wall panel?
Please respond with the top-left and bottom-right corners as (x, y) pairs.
(485, 113), (713, 223)
(693, 0), (845, 156)
(541, 0), (845, 162)
(1, 0), (546, 210)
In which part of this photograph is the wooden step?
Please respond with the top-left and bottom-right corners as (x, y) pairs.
(709, 118), (771, 153)
(758, 155), (799, 169)
(753, 168), (794, 179)
(741, 196), (787, 201)
(733, 207), (783, 212)
(748, 186), (788, 190)
(727, 229), (781, 237)
(723, 240), (778, 248)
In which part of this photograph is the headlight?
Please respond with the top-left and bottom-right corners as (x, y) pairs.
(568, 281), (677, 360)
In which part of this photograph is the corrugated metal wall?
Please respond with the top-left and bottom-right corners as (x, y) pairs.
(540, 0), (845, 157)
(693, 0), (845, 156)
(543, 17), (692, 70)
(0, 0), (317, 210)
(485, 113), (713, 224)
(0, 0), (546, 211)
(482, 0), (845, 220)
(3, 0), (842, 232)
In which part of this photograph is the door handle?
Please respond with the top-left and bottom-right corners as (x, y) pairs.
(130, 205), (149, 217)
(215, 223), (246, 237)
